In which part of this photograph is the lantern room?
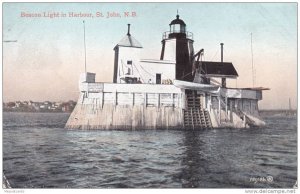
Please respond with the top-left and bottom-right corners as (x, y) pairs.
(168, 14), (189, 39)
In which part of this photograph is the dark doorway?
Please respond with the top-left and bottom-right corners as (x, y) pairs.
(156, 74), (161, 84)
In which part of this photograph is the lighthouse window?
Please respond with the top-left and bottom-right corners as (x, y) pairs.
(127, 60), (132, 65)
(173, 24), (181, 32)
(180, 25), (186, 33)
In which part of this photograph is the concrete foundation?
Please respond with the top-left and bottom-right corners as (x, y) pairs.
(65, 102), (183, 130)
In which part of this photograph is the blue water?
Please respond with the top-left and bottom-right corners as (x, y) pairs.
(3, 112), (297, 188)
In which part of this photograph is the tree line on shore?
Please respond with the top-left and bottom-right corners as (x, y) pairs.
(3, 100), (76, 112)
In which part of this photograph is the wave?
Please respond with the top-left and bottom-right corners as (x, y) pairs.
(3, 123), (66, 129)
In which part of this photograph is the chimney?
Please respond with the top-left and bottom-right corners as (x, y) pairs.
(127, 24), (131, 36)
(220, 43), (224, 63)
(221, 43), (226, 87)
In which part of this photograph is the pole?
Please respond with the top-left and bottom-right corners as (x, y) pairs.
(83, 21), (87, 73)
(251, 33), (255, 87)
(221, 43), (226, 87)
(221, 43), (224, 63)
(218, 96), (221, 124)
(127, 24), (131, 35)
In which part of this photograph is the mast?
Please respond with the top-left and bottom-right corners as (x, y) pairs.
(83, 20), (87, 73)
(221, 43), (226, 87)
(251, 33), (255, 87)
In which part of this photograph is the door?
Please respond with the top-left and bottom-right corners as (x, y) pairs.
(156, 74), (161, 84)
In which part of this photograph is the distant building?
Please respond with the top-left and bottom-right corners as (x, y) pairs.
(3, 100), (76, 112)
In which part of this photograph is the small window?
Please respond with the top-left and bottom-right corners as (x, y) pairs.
(127, 60), (132, 65)
(127, 68), (131, 75)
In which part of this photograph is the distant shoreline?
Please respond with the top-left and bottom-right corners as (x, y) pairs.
(259, 109), (297, 113)
(3, 110), (72, 113)
(3, 100), (76, 113)
(259, 109), (297, 117)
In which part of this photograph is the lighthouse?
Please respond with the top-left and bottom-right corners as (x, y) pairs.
(66, 13), (267, 131)
(113, 24), (143, 83)
(160, 14), (194, 82)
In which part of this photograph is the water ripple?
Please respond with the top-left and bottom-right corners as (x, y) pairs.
(3, 112), (297, 188)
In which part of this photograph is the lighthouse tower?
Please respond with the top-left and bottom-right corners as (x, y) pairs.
(160, 14), (194, 82)
(113, 24), (143, 83)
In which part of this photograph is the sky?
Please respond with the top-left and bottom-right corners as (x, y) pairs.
(2, 2), (297, 109)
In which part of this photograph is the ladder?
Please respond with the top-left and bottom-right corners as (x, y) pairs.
(183, 91), (212, 129)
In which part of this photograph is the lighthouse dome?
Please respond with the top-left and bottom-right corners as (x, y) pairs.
(169, 14), (186, 26)
(168, 14), (187, 36)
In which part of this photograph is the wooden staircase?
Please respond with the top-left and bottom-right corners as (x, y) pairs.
(235, 108), (256, 128)
(184, 91), (212, 129)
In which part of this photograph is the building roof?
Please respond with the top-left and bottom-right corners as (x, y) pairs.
(227, 87), (270, 91)
(197, 61), (238, 78)
(115, 34), (143, 48)
(140, 59), (176, 64)
(170, 15), (186, 26)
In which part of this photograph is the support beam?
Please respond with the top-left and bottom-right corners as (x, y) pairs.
(218, 96), (221, 124)
(144, 93), (147, 107)
(132, 93), (135, 106)
(101, 92), (104, 109)
(172, 93), (175, 108)
(157, 93), (160, 107)
(225, 95), (228, 121)
(114, 91), (118, 106)
(230, 100), (233, 122)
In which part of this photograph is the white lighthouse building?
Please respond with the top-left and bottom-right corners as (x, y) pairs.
(65, 14), (268, 130)
(113, 14), (197, 85)
(113, 23), (177, 85)
(113, 24), (143, 84)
